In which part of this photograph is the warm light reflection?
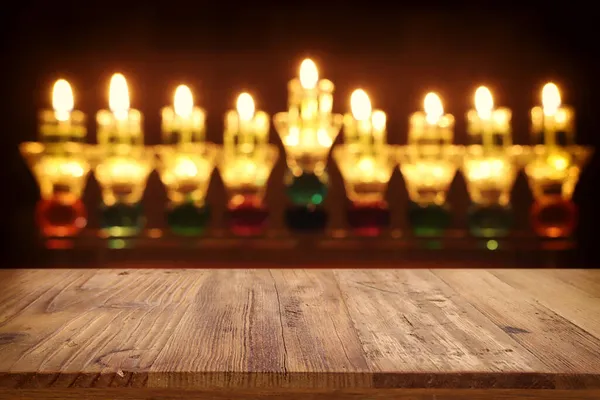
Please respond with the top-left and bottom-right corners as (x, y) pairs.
(542, 82), (561, 116)
(372, 111), (386, 131)
(350, 89), (372, 121)
(109, 73), (130, 120)
(475, 86), (494, 119)
(173, 156), (198, 178)
(236, 92), (255, 121)
(52, 79), (74, 122)
(174, 85), (193, 118)
(424, 92), (444, 124)
(299, 58), (319, 89)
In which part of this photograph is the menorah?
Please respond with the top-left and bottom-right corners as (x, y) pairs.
(20, 61), (593, 257)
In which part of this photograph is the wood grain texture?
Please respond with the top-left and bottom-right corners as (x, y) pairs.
(0, 268), (599, 394)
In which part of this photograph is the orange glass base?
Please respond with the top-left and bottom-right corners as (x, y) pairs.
(530, 197), (577, 238)
(36, 195), (87, 237)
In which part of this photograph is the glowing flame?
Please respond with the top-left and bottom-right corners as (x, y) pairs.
(109, 73), (130, 120)
(236, 92), (255, 121)
(174, 85), (194, 118)
(372, 110), (387, 131)
(542, 82), (561, 116)
(52, 79), (74, 122)
(475, 86), (494, 119)
(299, 58), (318, 89)
(350, 89), (372, 121)
(424, 92), (444, 124)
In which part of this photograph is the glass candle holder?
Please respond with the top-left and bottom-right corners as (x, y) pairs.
(274, 112), (343, 231)
(523, 145), (592, 238)
(155, 143), (219, 236)
(398, 145), (463, 237)
(218, 145), (278, 236)
(20, 142), (92, 237)
(333, 144), (396, 236)
(462, 145), (524, 237)
(92, 145), (154, 237)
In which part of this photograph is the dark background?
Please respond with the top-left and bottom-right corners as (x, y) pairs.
(2, 1), (599, 265)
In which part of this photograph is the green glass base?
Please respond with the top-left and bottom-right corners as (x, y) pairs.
(284, 169), (328, 206)
(408, 202), (451, 237)
(468, 204), (513, 238)
(167, 203), (210, 236)
(100, 202), (145, 237)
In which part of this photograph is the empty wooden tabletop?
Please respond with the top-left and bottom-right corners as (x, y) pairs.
(0, 268), (599, 399)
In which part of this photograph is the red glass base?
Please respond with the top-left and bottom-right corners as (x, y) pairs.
(530, 196), (577, 238)
(36, 194), (87, 237)
(227, 196), (269, 236)
(347, 200), (390, 236)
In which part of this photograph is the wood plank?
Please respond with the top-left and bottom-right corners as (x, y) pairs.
(1, 269), (600, 392)
(2, 388), (600, 400)
(333, 269), (549, 388)
(0, 269), (211, 388)
(433, 269), (600, 387)
(490, 269), (600, 340)
(543, 269), (600, 298)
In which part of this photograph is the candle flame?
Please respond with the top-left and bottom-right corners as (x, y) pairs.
(52, 79), (74, 122)
(299, 58), (319, 89)
(109, 73), (130, 120)
(236, 92), (255, 121)
(475, 86), (494, 119)
(542, 82), (561, 116)
(174, 85), (194, 118)
(424, 92), (444, 124)
(372, 110), (387, 131)
(350, 89), (372, 121)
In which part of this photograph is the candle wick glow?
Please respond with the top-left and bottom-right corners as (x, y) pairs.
(52, 79), (74, 122)
(174, 85), (194, 118)
(350, 89), (372, 121)
(475, 86), (494, 120)
(109, 73), (130, 121)
(237, 93), (255, 121)
(424, 92), (444, 125)
(542, 82), (561, 117)
(299, 58), (319, 90)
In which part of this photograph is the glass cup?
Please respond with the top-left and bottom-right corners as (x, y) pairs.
(155, 143), (220, 236)
(462, 145), (525, 237)
(20, 142), (92, 237)
(398, 144), (464, 236)
(218, 145), (279, 236)
(523, 145), (593, 238)
(92, 145), (154, 237)
(333, 144), (397, 236)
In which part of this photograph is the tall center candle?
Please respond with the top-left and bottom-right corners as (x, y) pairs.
(161, 85), (206, 145)
(466, 86), (512, 151)
(408, 92), (454, 147)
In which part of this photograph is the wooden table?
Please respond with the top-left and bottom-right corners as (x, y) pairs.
(0, 268), (599, 399)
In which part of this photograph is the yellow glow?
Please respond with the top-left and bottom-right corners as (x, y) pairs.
(474, 86), (494, 119)
(52, 79), (74, 121)
(424, 92), (444, 124)
(174, 85), (194, 118)
(350, 89), (372, 121)
(542, 82), (561, 116)
(372, 111), (387, 131)
(174, 156), (198, 178)
(236, 92), (255, 121)
(299, 58), (319, 89)
(109, 73), (130, 120)
(548, 153), (568, 171)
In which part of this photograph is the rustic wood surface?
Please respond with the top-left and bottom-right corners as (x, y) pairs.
(0, 268), (599, 397)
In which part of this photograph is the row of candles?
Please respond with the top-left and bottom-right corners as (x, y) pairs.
(21, 59), (592, 240)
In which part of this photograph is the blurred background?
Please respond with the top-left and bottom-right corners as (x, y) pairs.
(2, 1), (599, 265)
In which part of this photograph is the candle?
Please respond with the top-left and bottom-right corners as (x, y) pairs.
(39, 79), (86, 149)
(161, 84), (206, 145)
(97, 73), (143, 148)
(467, 86), (512, 151)
(284, 58), (336, 150)
(408, 92), (454, 146)
(224, 92), (269, 155)
(531, 82), (574, 149)
(344, 89), (387, 155)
